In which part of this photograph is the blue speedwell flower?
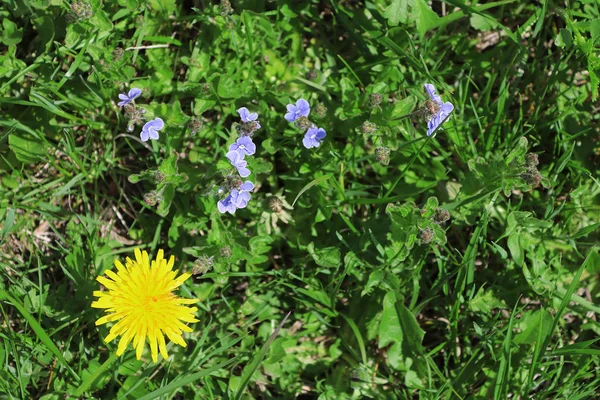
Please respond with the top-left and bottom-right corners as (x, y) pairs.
(231, 181), (254, 209)
(238, 107), (261, 130)
(118, 88), (142, 107)
(229, 136), (256, 157)
(285, 99), (310, 122)
(217, 194), (237, 214)
(140, 118), (164, 142)
(226, 150), (251, 178)
(302, 127), (326, 149)
(424, 84), (454, 136)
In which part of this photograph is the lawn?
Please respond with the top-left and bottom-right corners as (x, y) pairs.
(1, 0), (599, 398)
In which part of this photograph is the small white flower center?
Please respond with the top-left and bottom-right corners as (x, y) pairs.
(239, 145), (246, 150)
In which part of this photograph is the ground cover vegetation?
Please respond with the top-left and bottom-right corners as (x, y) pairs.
(1, 0), (600, 398)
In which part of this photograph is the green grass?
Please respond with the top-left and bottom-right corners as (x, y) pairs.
(1, 0), (600, 398)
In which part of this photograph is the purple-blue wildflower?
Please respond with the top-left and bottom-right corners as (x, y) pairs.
(302, 127), (326, 149)
(238, 107), (261, 130)
(118, 88), (142, 107)
(424, 84), (454, 136)
(226, 150), (251, 178)
(217, 194), (237, 214)
(231, 181), (254, 209)
(140, 118), (164, 142)
(229, 136), (256, 157)
(285, 99), (310, 122)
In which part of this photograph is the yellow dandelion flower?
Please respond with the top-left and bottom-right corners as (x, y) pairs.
(91, 248), (199, 362)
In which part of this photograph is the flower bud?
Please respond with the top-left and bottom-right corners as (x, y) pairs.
(419, 227), (435, 244)
(200, 83), (212, 95)
(525, 153), (539, 167)
(313, 103), (327, 118)
(360, 121), (377, 135)
(433, 208), (450, 224)
(306, 69), (318, 81)
(375, 146), (390, 166)
(220, 0), (234, 15)
(269, 197), (283, 213)
(294, 116), (313, 131)
(220, 246), (233, 258)
(192, 256), (214, 275)
(69, 1), (92, 21)
(189, 117), (203, 134)
(153, 171), (165, 184)
(143, 191), (159, 206)
(112, 47), (124, 62)
(369, 93), (383, 108)
(521, 168), (542, 187)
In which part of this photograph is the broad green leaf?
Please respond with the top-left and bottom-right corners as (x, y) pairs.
(8, 133), (45, 163)
(384, 0), (409, 26)
(514, 310), (553, 345)
(413, 0), (441, 37)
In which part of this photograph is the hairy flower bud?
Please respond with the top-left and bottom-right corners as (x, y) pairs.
(375, 146), (391, 166)
(521, 168), (542, 187)
(269, 197), (284, 213)
(360, 121), (377, 135)
(189, 117), (203, 134)
(200, 83), (212, 96)
(419, 227), (435, 244)
(220, 0), (234, 15)
(369, 93), (383, 108)
(433, 208), (450, 224)
(112, 47), (124, 62)
(143, 191), (159, 206)
(69, 1), (92, 21)
(152, 171), (165, 184)
(294, 116), (313, 131)
(220, 246), (233, 258)
(525, 153), (539, 167)
(192, 256), (214, 275)
(313, 103), (327, 118)
(306, 69), (318, 81)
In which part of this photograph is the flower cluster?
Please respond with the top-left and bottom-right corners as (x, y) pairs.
(285, 99), (327, 149)
(217, 107), (259, 214)
(117, 88), (164, 142)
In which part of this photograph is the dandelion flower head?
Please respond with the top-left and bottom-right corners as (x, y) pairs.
(92, 249), (199, 362)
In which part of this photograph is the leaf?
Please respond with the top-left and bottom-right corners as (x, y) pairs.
(386, 96), (416, 119)
(361, 270), (384, 296)
(217, 75), (241, 99)
(1, 19), (23, 46)
(137, 358), (237, 400)
(0, 291), (80, 382)
(292, 174), (332, 207)
(571, 223), (600, 239)
(469, 287), (507, 315)
(307, 242), (341, 268)
(233, 312), (290, 400)
(413, 0), (440, 37)
(507, 232), (523, 266)
(421, 196), (439, 218)
(514, 310), (553, 345)
(395, 301), (425, 354)
(8, 133), (45, 163)
(470, 13), (498, 31)
(555, 28), (573, 48)
(378, 292), (403, 348)
(383, 0), (409, 26)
